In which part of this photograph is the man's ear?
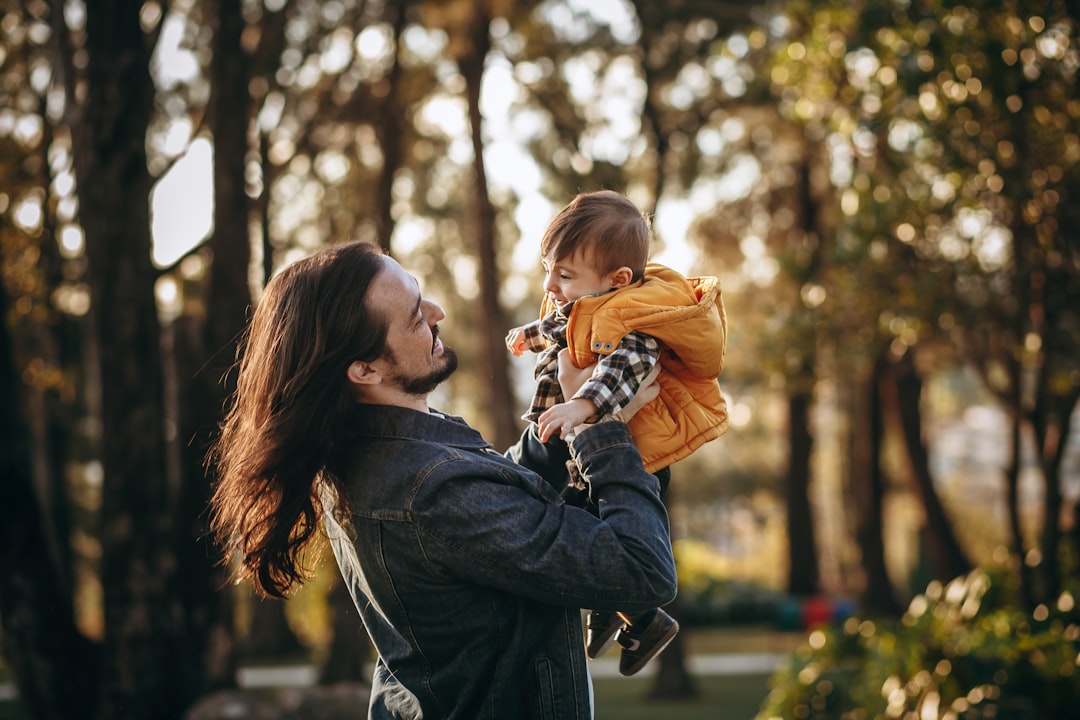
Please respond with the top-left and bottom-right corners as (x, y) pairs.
(346, 359), (382, 387)
(608, 266), (634, 289)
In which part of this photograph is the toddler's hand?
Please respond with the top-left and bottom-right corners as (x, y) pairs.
(505, 327), (527, 356)
(538, 398), (596, 442)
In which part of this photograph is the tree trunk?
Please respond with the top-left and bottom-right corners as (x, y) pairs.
(373, 1), (408, 253)
(648, 477), (697, 699)
(786, 387), (820, 595)
(647, 596), (698, 700)
(241, 597), (306, 661)
(26, 101), (78, 596)
(459, 2), (519, 450)
(887, 352), (972, 582)
(1004, 407), (1035, 608)
(168, 0), (252, 694)
(73, 4), (188, 717)
(0, 277), (100, 720)
(784, 154), (824, 598)
(1031, 309), (1079, 602)
(852, 354), (900, 616)
(1000, 226), (1036, 606)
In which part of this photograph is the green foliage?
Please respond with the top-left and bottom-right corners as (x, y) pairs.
(757, 566), (1080, 719)
(679, 575), (785, 628)
(676, 538), (786, 626)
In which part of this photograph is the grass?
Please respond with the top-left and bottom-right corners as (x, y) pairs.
(587, 624), (800, 720)
(0, 625), (803, 719)
(679, 624), (804, 655)
(0, 677), (775, 720)
(0, 700), (28, 720)
(594, 673), (773, 720)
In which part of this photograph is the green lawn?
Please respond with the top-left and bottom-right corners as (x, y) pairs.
(0, 674), (776, 720)
(0, 701), (27, 720)
(0, 626), (801, 719)
(680, 625), (805, 656)
(594, 673), (773, 720)
(589, 625), (800, 720)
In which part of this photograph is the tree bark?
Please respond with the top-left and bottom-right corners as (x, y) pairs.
(887, 352), (972, 582)
(1030, 304), (1079, 601)
(169, 0), (252, 693)
(649, 482), (698, 700)
(786, 388), (820, 595)
(0, 276), (100, 720)
(459, 1), (519, 450)
(648, 599), (698, 700)
(373, 1), (408, 253)
(1004, 406), (1035, 608)
(26, 99), (77, 597)
(852, 354), (901, 616)
(784, 154), (825, 597)
(241, 597), (306, 661)
(73, 3), (188, 717)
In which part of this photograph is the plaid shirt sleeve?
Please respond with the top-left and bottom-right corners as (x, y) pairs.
(572, 332), (659, 417)
(519, 319), (549, 353)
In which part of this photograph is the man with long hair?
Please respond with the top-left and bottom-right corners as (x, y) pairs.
(208, 241), (676, 719)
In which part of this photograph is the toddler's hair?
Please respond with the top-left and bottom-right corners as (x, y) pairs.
(540, 190), (650, 281)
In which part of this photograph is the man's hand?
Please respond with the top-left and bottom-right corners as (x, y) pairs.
(615, 363), (660, 422)
(556, 349), (660, 425)
(555, 349), (595, 398)
(538, 398), (596, 442)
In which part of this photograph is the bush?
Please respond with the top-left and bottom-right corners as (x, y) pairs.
(674, 539), (784, 626)
(756, 566), (1080, 719)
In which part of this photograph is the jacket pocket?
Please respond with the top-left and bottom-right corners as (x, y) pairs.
(534, 657), (556, 720)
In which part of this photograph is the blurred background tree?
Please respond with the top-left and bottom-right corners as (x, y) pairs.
(0, 0), (1077, 718)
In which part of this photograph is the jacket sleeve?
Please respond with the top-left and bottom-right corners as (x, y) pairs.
(411, 423), (677, 612)
(505, 423), (572, 494)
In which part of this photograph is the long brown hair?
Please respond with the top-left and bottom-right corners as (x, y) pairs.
(208, 241), (387, 597)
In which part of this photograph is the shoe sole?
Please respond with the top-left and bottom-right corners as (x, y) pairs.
(618, 620), (680, 676)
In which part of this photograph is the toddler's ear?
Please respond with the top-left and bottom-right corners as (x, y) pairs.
(608, 266), (634, 289)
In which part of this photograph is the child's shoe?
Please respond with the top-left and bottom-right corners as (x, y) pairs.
(585, 610), (623, 658)
(616, 608), (679, 676)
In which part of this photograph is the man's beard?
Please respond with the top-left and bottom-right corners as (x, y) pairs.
(392, 345), (459, 396)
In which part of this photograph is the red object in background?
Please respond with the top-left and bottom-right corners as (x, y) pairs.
(800, 596), (833, 628)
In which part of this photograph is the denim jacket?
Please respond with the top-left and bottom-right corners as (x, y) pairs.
(322, 404), (677, 720)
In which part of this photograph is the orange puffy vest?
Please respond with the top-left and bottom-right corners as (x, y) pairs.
(540, 263), (729, 473)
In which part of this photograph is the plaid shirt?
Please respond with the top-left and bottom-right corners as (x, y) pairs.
(519, 301), (659, 423)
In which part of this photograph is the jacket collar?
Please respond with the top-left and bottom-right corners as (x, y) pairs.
(345, 403), (493, 451)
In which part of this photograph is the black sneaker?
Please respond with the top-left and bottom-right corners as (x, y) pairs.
(616, 609), (679, 676)
(585, 610), (624, 658)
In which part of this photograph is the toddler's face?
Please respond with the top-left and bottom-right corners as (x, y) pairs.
(542, 249), (611, 310)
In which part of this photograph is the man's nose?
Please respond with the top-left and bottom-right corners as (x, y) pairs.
(426, 301), (446, 324)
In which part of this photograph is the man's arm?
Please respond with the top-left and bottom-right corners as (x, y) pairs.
(416, 423), (676, 612)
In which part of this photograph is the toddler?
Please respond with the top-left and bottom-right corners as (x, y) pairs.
(506, 190), (729, 676)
